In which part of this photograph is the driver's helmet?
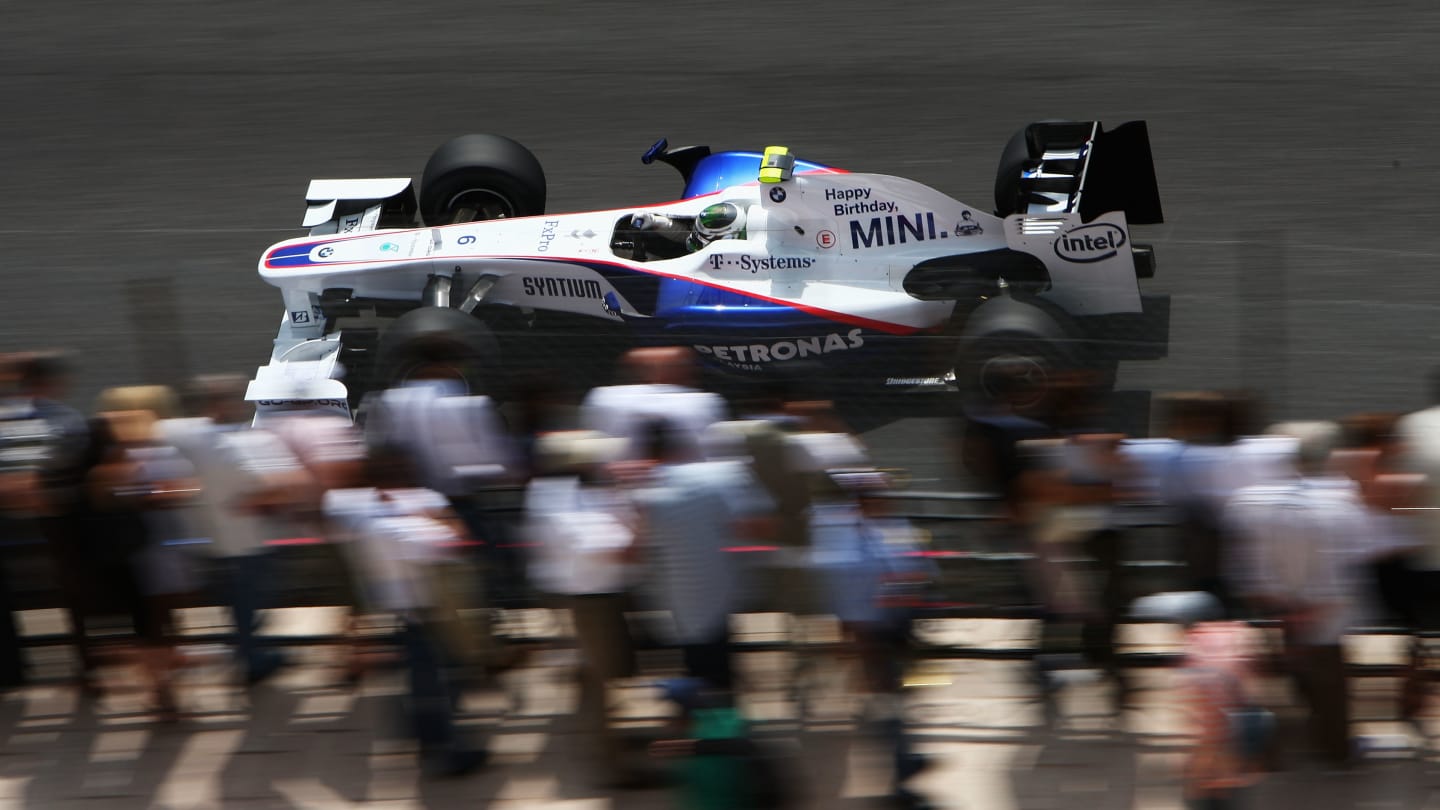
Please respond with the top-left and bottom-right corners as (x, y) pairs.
(688, 202), (747, 250)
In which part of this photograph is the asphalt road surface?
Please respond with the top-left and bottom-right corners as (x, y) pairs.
(5, 1), (1440, 484)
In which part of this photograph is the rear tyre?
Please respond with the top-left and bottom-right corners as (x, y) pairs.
(953, 295), (1084, 421)
(419, 135), (546, 226)
(955, 331), (1073, 420)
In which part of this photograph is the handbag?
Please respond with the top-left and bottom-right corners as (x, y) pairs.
(1202, 665), (1274, 761)
(1228, 701), (1276, 762)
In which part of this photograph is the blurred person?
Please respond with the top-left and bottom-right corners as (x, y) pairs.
(504, 370), (574, 482)
(323, 445), (488, 778)
(1395, 386), (1440, 628)
(809, 461), (935, 810)
(1225, 421), (1369, 769)
(984, 375), (1131, 716)
(1134, 591), (1267, 809)
(363, 360), (519, 497)
(581, 346), (728, 463)
(955, 380), (1062, 714)
(1159, 392), (1255, 615)
(646, 393), (822, 809)
(706, 402), (871, 719)
(364, 358), (524, 607)
(708, 380), (814, 550)
(957, 363), (1056, 518)
(84, 390), (199, 720)
(1334, 413), (1431, 721)
(1024, 429), (1141, 716)
(1225, 394), (1296, 495)
(1014, 431), (1128, 718)
(700, 387), (841, 624)
(159, 375), (312, 685)
(0, 355), (36, 687)
(628, 416), (772, 693)
(1115, 433), (1184, 503)
(260, 405), (368, 503)
(260, 404), (373, 683)
(1, 352), (94, 689)
(1385, 393), (1440, 721)
(522, 430), (645, 788)
(1051, 375), (1135, 704)
(1332, 413), (1424, 626)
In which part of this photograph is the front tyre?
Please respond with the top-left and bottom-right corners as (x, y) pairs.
(419, 135), (547, 226)
(375, 307), (503, 398)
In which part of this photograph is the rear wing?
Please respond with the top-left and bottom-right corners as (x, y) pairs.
(302, 177), (418, 235)
(994, 120), (1163, 225)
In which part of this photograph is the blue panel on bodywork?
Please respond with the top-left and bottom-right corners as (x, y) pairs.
(652, 277), (823, 331)
(682, 152), (835, 199)
(621, 274), (941, 381)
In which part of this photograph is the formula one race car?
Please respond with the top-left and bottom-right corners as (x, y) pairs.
(247, 122), (1166, 423)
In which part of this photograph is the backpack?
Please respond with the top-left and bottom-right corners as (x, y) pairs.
(684, 706), (795, 810)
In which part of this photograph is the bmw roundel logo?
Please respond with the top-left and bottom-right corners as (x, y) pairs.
(317, 246), (335, 258)
(769, 186), (787, 203)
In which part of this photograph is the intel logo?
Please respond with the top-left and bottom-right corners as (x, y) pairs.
(1054, 223), (1127, 263)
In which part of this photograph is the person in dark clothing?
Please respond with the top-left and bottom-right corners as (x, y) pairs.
(1159, 392), (1251, 616)
(0, 354), (33, 688)
(82, 401), (197, 720)
(958, 366), (1056, 514)
(0, 352), (92, 690)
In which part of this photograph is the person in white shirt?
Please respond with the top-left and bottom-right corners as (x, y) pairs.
(364, 365), (524, 605)
(323, 445), (486, 778)
(1224, 420), (1370, 768)
(261, 408), (368, 496)
(363, 375), (518, 497)
(628, 417), (772, 693)
(580, 347), (728, 463)
(523, 430), (642, 787)
(159, 375), (312, 685)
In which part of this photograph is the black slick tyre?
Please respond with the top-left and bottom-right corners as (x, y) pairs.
(419, 135), (546, 226)
(375, 307), (503, 398)
(953, 295), (1079, 420)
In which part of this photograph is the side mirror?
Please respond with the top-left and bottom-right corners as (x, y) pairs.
(641, 138), (669, 165)
(639, 138), (713, 184)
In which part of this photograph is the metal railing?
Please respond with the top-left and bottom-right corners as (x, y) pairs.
(5, 491), (1436, 677)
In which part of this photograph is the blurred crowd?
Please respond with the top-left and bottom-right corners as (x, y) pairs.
(7, 347), (1440, 810)
(976, 376), (1440, 809)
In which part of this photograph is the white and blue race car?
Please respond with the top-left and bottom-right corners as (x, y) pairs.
(246, 121), (1166, 422)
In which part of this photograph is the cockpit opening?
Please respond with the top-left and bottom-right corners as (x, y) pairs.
(609, 202), (748, 262)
